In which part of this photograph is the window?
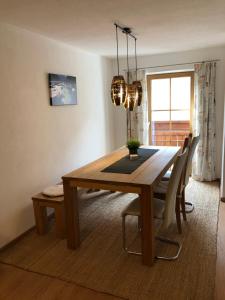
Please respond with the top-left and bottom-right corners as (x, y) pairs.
(147, 72), (194, 146)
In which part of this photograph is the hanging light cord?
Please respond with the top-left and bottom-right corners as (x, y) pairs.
(116, 25), (120, 76)
(135, 38), (138, 81)
(126, 33), (129, 84)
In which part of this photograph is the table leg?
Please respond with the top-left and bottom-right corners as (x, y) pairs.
(140, 185), (155, 266)
(63, 179), (80, 249)
(55, 204), (65, 239)
(33, 201), (47, 235)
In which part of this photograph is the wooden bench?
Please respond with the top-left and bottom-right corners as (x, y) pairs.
(32, 193), (65, 238)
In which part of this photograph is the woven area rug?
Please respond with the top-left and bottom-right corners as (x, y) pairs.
(0, 180), (219, 300)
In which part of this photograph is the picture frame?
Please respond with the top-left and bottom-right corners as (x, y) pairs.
(48, 73), (77, 106)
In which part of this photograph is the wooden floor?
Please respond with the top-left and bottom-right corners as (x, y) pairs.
(1, 202), (225, 300)
(0, 263), (121, 300)
(215, 200), (225, 300)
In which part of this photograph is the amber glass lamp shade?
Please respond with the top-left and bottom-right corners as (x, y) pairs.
(133, 80), (142, 106)
(124, 83), (138, 111)
(111, 75), (126, 106)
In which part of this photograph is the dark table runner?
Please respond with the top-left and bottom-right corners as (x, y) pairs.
(101, 148), (159, 174)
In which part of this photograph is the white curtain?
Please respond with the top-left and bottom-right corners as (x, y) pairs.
(192, 62), (216, 181)
(127, 70), (149, 145)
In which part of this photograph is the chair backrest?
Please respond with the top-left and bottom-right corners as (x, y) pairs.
(182, 133), (192, 153)
(177, 133), (192, 192)
(183, 135), (200, 186)
(161, 150), (188, 230)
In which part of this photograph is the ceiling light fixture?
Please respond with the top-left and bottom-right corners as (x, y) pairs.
(111, 24), (126, 106)
(133, 38), (142, 107)
(111, 23), (142, 111)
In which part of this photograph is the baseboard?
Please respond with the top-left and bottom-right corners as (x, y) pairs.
(0, 213), (54, 252)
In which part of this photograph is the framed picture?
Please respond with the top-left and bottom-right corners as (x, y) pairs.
(48, 73), (77, 106)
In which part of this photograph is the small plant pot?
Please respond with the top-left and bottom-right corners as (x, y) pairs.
(127, 139), (141, 159)
(129, 148), (139, 160)
(129, 148), (138, 155)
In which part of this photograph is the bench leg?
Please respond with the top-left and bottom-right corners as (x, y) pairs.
(55, 205), (65, 239)
(33, 201), (47, 235)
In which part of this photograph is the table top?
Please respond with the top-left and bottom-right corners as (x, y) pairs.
(62, 146), (180, 187)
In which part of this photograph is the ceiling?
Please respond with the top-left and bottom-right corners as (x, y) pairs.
(1, 0), (225, 57)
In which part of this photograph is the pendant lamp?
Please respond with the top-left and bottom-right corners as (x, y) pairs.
(133, 80), (142, 106)
(123, 32), (138, 111)
(111, 23), (142, 110)
(124, 83), (138, 110)
(111, 25), (126, 106)
(132, 38), (142, 106)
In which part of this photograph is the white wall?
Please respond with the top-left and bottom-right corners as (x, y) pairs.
(220, 95), (225, 198)
(0, 23), (114, 248)
(113, 46), (225, 179)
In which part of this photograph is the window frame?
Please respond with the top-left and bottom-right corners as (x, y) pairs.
(147, 71), (194, 145)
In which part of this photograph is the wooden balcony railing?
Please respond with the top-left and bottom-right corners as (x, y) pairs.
(151, 121), (190, 147)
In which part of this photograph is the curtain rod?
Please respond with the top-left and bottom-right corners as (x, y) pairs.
(123, 59), (220, 71)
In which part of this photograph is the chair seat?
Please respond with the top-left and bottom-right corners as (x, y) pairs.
(161, 170), (171, 181)
(154, 198), (165, 219)
(153, 181), (168, 195)
(121, 197), (165, 219)
(154, 179), (185, 197)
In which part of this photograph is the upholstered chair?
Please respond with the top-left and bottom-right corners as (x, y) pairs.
(121, 150), (188, 260)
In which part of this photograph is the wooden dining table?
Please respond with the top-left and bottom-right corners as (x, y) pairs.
(62, 145), (180, 266)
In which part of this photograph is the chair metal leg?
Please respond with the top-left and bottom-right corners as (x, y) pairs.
(122, 216), (182, 260)
(185, 201), (194, 213)
(155, 236), (182, 261)
(122, 214), (127, 251)
(180, 190), (187, 221)
(180, 189), (194, 214)
(175, 196), (182, 234)
(122, 214), (142, 256)
(137, 216), (142, 232)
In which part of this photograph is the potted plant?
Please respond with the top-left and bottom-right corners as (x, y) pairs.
(127, 139), (141, 156)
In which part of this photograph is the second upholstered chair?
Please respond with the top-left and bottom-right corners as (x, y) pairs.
(154, 135), (200, 232)
(161, 133), (192, 181)
(121, 149), (188, 260)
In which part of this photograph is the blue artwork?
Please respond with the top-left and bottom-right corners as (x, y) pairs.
(49, 73), (77, 106)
